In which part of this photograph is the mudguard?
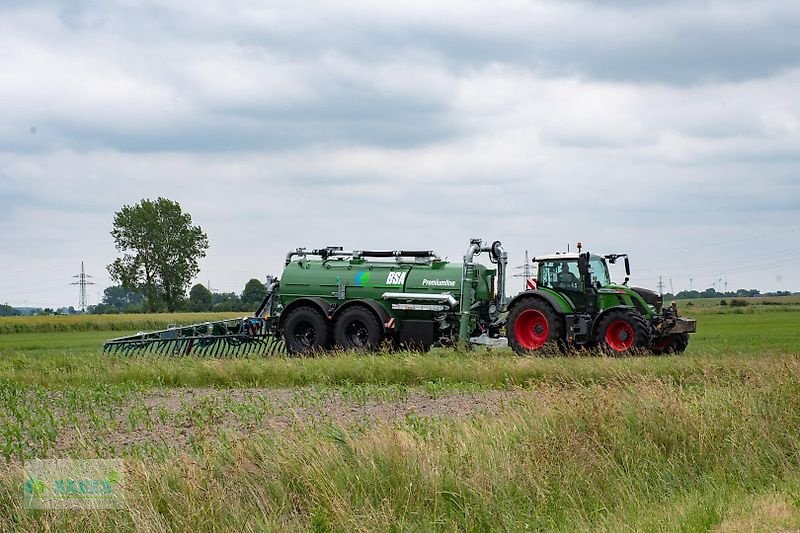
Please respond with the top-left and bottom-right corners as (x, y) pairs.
(278, 297), (332, 328)
(507, 289), (573, 314)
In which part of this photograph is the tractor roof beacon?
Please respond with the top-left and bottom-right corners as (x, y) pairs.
(505, 246), (696, 355)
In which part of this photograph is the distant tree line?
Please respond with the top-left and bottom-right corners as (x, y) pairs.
(2, 305), (77, 316)
(87, 279), (267, 314)
(662, 288), (796, 300)
(0, 303), (21, 317)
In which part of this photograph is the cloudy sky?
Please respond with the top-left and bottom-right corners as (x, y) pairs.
(1, 0), (799, 308)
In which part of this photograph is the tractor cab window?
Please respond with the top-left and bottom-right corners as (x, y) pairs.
(589, 256), (611, 286)
(538, 260), (581, 291)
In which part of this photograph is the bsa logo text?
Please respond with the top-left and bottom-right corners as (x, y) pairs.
(386, 271), (407, 285)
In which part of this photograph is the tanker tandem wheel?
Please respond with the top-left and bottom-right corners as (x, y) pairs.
(282, 306), (331, 355)
(333, 306), (384, 352)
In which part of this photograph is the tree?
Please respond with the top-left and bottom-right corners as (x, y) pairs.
(89, 303), (120, 314)
(700, 287), (718, 299)
(0, 303), (21, 317)
(189, 283), (212, 311)
(102, 285), (145, 312)
(241, 278), (266, 310)
(211, 292), (242, 312)
(108, 198), (209, 312)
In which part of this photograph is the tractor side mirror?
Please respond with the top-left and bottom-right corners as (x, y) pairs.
(624, 257), (630, 276)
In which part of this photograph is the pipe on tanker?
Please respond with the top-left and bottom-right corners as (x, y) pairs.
(286, 248), (442, 264)
(254, 278), (280, 318)
(285, 248), (308, 265)
(381, 292), (458, 308)
(458, 239), (483, 343)
(491, 241), (508, 312)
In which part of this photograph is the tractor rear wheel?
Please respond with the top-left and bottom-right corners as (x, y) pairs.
(507, 299), (563, 355)
(650, 333), (689, 355)
(283, 306), (330, 355)
(597, 310), (651, 355)
(334, 307), (384, 352)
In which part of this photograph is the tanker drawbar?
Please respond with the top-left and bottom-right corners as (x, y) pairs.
(103, 239), (509, 356)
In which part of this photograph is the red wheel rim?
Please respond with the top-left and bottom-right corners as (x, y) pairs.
(515, 309), (549, 350)
(605, 320), (635, 351)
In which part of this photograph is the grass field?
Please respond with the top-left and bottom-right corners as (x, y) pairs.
(0, 298), (798, 531)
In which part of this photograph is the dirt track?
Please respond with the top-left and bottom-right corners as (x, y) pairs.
(49, 387), (539, 453)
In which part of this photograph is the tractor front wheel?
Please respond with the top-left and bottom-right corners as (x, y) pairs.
(507, 299), (563, 355)
(650, 333), (689, 355)
(597, 310), (651, 355)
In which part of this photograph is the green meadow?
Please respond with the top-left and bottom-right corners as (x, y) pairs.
(0, 297), (798, 531)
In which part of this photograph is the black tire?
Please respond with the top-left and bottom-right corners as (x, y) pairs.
(282, 306), (330, 355)
(650, 333), (689, 355)
(596, 309), (651, 355)
(507, 298), (563, 355)
(333, 306), (384, 352)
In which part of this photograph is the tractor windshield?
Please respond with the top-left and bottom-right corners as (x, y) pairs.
(536, 255), (611, 291)
(589, 256), (611, 286)
(538, 260), (580, 290)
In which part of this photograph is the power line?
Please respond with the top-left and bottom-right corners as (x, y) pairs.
(512, 250), (535, 290)
(70, 261), (95, 313)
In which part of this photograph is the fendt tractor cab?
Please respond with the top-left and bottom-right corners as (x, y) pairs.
(505, 244), (696, 355)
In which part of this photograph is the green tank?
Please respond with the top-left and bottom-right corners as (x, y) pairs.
(272, 240), (507, 354)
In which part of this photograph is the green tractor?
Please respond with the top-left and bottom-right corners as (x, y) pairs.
(505, 247), (696, 355)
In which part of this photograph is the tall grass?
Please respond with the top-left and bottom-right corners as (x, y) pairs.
(0, 348), (794, 389)
(1, 372), (799, 531)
